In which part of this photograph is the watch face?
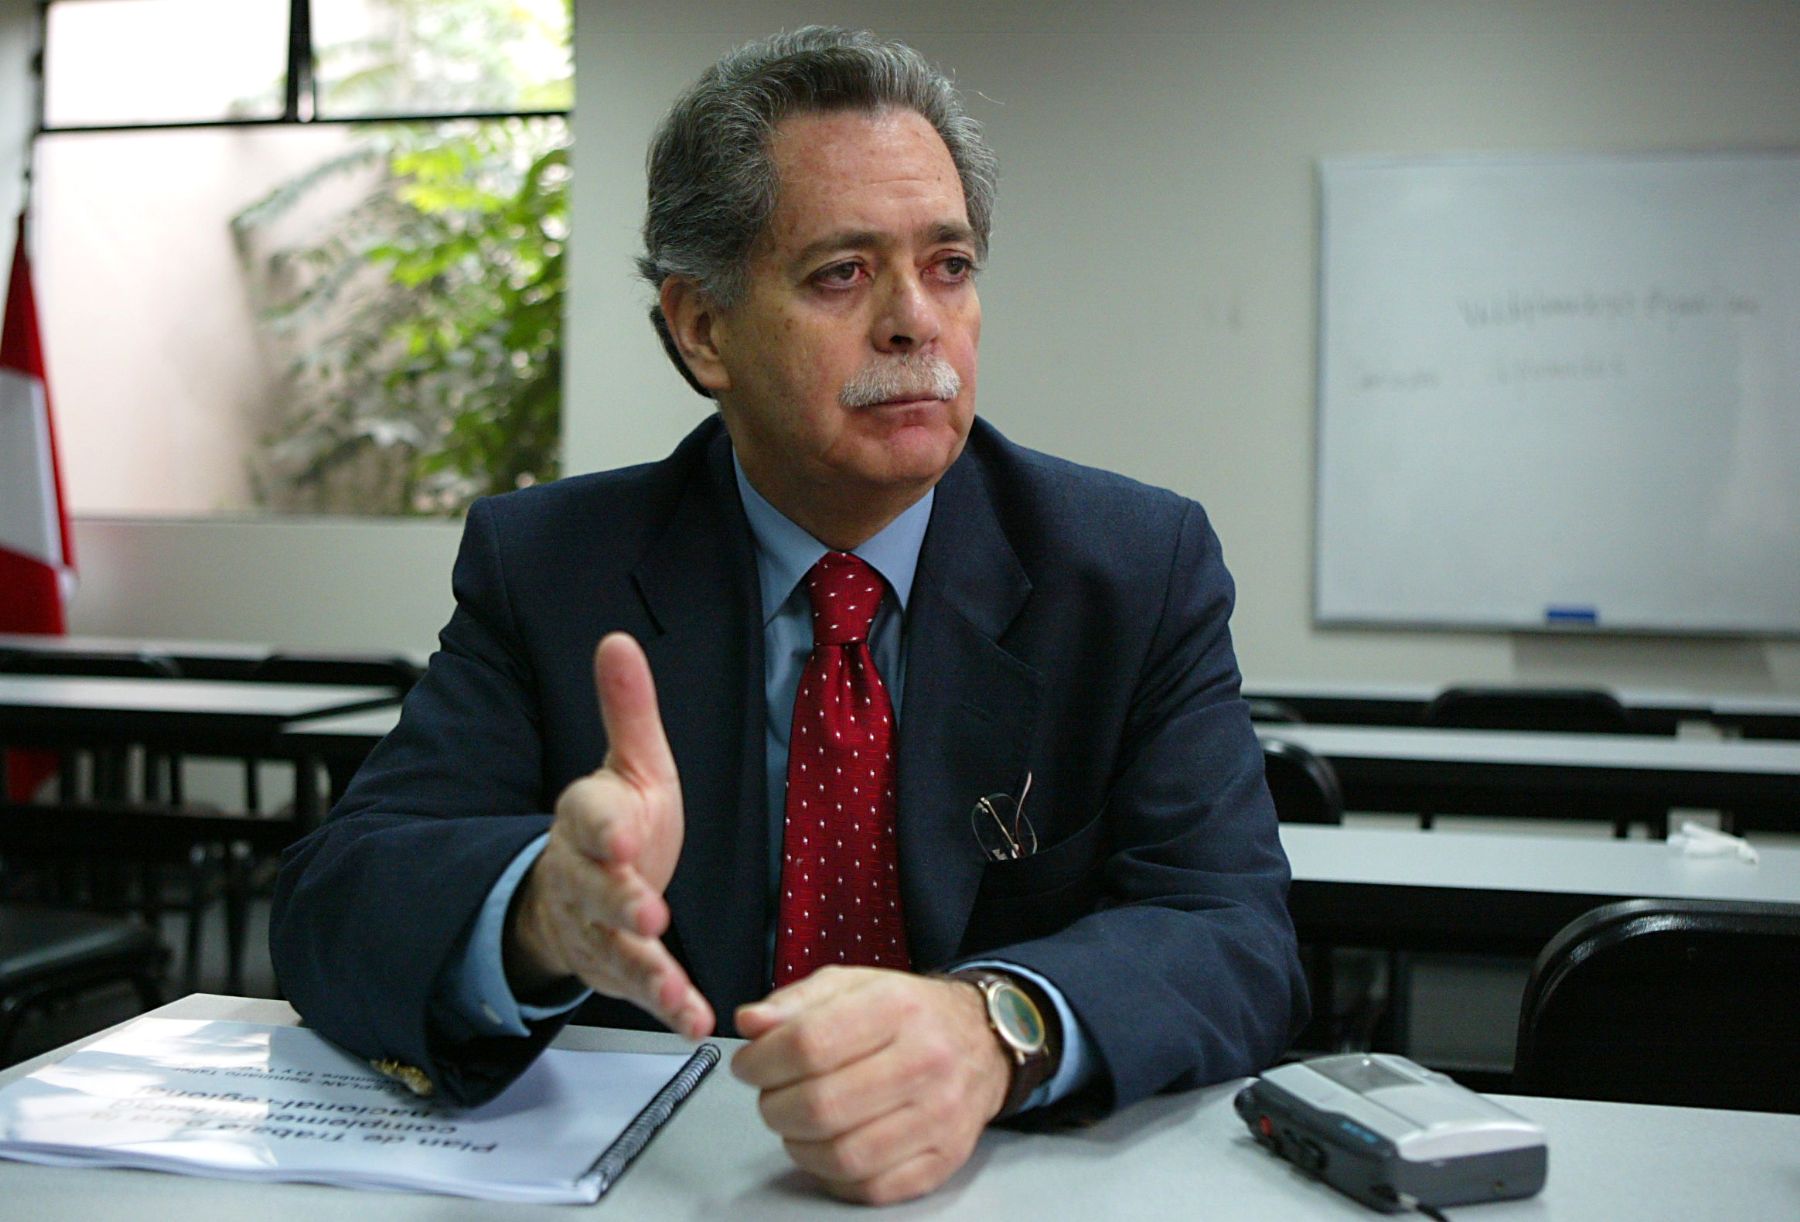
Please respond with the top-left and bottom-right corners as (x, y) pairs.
(992, 983), (1046, 1052)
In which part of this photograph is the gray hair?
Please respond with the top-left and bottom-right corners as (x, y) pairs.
(638, 26), (998, 397)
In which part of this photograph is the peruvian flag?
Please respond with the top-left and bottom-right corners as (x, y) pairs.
(1, 212), (77, 799)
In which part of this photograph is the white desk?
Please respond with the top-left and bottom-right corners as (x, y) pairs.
(1281, 823), (1800, 952)
(1260, 724), (1800, 814)
(1, 995), (1795, 1220)
(0, 675), (397, 750)
(0, 632), (275, 681)
(282, 691), (1800, 818)
(0, 635), (432, 684)
(1245, 678), (1800, 737)
(277, 706), (404, 803)
(280, 705), (402, 747)
(280, 715), (1800, 948)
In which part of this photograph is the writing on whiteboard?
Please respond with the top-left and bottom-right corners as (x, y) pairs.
(1457, 287), (1762, 329)
(1492, 353), (1626, 387)
(1356, 368), (1442, 392)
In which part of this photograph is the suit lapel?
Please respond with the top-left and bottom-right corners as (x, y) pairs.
(896, 446), (1043, 969)
(632, 426), (769, 1025)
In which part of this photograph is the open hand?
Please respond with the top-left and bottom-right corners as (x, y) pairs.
(505, 632), (713, 1038)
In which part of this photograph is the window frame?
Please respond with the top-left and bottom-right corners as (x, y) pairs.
(26, 0), (574, 519)
(33, 0), (571, 136)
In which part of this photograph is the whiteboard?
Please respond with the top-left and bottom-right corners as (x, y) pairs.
(1315, 152), (1800, 636)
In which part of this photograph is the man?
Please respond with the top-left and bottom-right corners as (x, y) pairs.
(273, 27), (1305, 1205)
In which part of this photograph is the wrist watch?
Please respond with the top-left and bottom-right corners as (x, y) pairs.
(947, 968), (1060, 1118)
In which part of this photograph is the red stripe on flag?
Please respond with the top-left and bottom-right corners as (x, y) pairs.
(0, 546), (65, 633)
(3, 213), (75, 576)
(3, 214), (73, 801)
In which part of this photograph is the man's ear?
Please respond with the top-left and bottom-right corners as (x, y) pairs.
(659, 277), (731, 396)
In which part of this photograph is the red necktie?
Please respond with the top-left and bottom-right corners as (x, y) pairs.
(773, 552), (910, 986)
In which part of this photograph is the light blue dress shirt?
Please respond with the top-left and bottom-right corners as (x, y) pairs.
(436, 453), (1092, 1112)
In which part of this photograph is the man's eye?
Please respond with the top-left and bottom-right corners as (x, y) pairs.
(937, 255), (977, 281)
(815, 262), (864, 286)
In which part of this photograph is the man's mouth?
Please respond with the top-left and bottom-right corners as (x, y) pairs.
(840, 355), (962, 409)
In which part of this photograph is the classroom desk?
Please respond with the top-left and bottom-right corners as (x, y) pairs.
(0, 675), (398, 754)
(0, 633), (274, 680)
(278, 705), (403, 804)
(0, 679), (401, 989)
(1259, 724), (1800, 817)
(280, 705), (401, 752)
(1244, 678), (1800, 738)
(0, 674), (402, 828)
(1710, 692), (1800, 739)
(286, 711), (1800, 907)
(0, 635), (434, 685)
(1281, 823), (1800, 954)
(2, 993), (1794, 1220)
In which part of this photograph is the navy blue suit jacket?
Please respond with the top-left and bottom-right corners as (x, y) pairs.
(271, 416), (1306, 1112)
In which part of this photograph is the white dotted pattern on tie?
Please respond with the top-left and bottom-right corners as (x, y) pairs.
(774, 552), (909, 984)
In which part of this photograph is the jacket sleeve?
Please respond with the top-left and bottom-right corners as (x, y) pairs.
(270, 497), (579, 1105)
(990, 500), (1308, 1120)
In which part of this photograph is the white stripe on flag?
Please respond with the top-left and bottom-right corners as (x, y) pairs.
(0, 365), (63, 566)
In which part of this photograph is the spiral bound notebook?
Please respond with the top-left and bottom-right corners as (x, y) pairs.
(588, 1040), (720, 1196)
(0, 1017), (720, 1204)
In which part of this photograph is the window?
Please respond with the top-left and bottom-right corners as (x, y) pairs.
(34, 0), (571, 516)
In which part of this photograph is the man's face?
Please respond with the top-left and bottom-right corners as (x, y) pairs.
(705, 107), (982, 537)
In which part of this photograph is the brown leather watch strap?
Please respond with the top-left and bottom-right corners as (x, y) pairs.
(944, 968), (1062, 1118)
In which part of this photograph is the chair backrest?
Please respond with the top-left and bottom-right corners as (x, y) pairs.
(0, 799), (300, 862)
(1246, 698), (1305, 725)
(0, 650), (181, 679)
(1260, 738), (1344, 825)
(1514, 898), (1800, 1113)
(1423, 685), (1667, 835)
(249, 651), (422, 693)
(1424, 685), (1632, 734)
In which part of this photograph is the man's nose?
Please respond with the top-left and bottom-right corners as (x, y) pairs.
(872, 271), (941, 352)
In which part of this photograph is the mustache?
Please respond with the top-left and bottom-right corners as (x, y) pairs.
(839, 354), (962, 408)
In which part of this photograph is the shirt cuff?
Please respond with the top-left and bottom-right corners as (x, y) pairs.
(437, 833), (591, 1039)
(956, 958), (1095, 1112)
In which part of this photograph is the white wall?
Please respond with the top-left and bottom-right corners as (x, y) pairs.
(570, 0), (1800, 694)
(36, 126), (364, 515)
(7, 0), (1799, 690)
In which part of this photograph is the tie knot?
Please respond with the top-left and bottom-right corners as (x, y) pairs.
(805, 552), (885, 645)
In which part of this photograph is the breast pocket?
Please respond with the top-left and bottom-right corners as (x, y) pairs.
(961, 808), (1105, 953)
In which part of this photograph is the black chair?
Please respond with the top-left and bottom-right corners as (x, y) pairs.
(1247, 698), (1306, 725)
(1718, 719), (1796, 837)
(1262, 740), (1383, 1052)
(0, 800), (299, 998)
(0, 902), (166, 1063)
(1261, 737), (1343, 824)
(1421, 685), (1665, 837)
(239, 650), (420, 816)
(1514, 898), (1800, 1113)
(0, 650), (212, 980)
(246, 650), (421, 693)
(227, 652), (416, 994)
(0, 649), (181, 680)
(1424, 685), (1634, 734)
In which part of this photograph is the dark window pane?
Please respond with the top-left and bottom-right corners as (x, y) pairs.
(44, 0), (289, 127)
(313, 0), (572, 118)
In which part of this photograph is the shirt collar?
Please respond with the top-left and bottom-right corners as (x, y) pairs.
(732, 450), (934, 627)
